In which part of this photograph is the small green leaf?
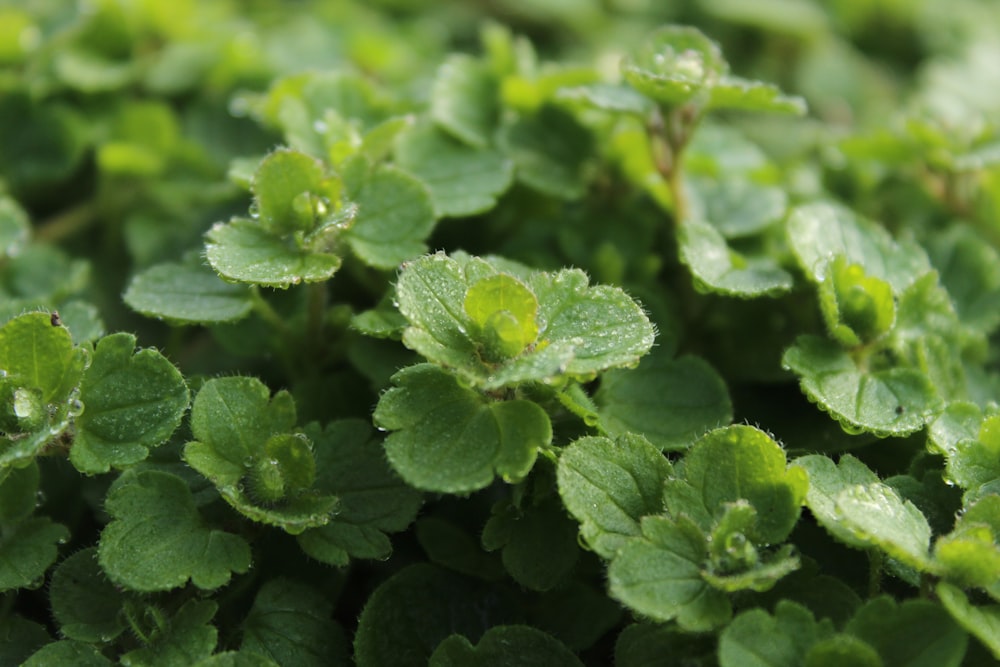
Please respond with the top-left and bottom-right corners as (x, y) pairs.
(296, 420), (422, 565)
(556, 83), (655, 115)
(50, 547), (127, 643)
(594, 352), (732, 451)
(241, 578), (350, 667)
(206, 219), (342, 288)
(120, 600), (218, 667)
(124, 262), (253, 325)
(609, 515), (730, 631)
(0, 461), (39, 524)
(355, 563), (522, 667)
(0, 615), (50, 667)
(557, 433), (672, 559)
(374, 364), (551, 493)
(707, 77), (807, 115)
(431, 55), (499, 148)
(498, 105), (592, 199)
(937, 582), (1000, 660)
(395, 123), (513, 217)
(184, 377), (336, 534)
(343, 163), (436, 269)
(845, 597), (967, 667)
(464, 274), (539, 361)
(429, 626), (583, 667)
(782, 335), (939, 437)
(805, 635), (883, 667)
(794, 454), (933, 569)
(819, 255), (896, 347)
(23, 640), (113, 667)
(253, 149), (338, 236)
(679, 218), (794, 298)
(934, 495), (1000, 591)
(98, 470), (251, 591)
(0, 517), (69, 592)
(665, 425), (807, 545)
(718, 601), (834, 667)
(786, 202), (931, 292)
(927, 224), (1000, 335)
(0, 311), (86, 409)
(70, 333), (189, 474)
(621, 25), (728, 107)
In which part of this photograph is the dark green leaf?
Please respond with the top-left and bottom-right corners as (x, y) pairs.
(124, 262), (253, 325)
(71, 333), (189, 474)
(937, 582), (1000, 660)
(557, 433), (672, 558)
(50, 547), (127, 643)
(429, 626), (583, 667)
(498, 106), (592, 199)
(120, 600), (218, 667)
(0, 517), (69, 592)
(846, 597), (967, 667)
(98, 470), (251, 591)
(718, 601), (834, 667)
(23, 640), (113, 666)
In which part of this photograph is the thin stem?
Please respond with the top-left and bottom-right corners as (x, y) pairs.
(305, 281), (327, 364)
(867, 549), (883, 598)
(249, 287), (292, 337)
(35, 201), (99, 244)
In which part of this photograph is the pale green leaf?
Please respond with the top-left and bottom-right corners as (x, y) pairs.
(707, 77), (807, 115)
(926, 224), (1000, 335)
(70, 333), (189, 474)
(124, 262), (253, 325)
(343, 164), (436, 269)
(608, 515), (730, 631)
(937, 582), (1000, 660)
(718, 601), (834, 667)
(394, 123), (513, 217)
(782, 335), (939, 437)
(621, 25), (728, 107)
(374, 364), (551, 493)
(252, 149), (335, 236)
(98, 470), (251, 591)
(0, 196), (29, 258)
(818, 255), (896, 347)
(679, 218), (794, 298)
(555, 83), (655, 115)
(205, 219), (342, 288)
(686, 175), (787, 239)
(431, 54), (498, 148)
(557, 433), (671, 559)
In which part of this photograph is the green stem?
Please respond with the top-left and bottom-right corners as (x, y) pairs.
(867, 549), (883, 598)
(249, 287), (292, 337)
(35, 201), (99, 244)
(306, 281), (327, 364)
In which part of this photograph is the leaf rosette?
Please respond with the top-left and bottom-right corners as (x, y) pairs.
(393, 252), (656, 390)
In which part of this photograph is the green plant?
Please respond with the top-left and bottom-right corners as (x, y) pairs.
(4, 1), (1000, 665)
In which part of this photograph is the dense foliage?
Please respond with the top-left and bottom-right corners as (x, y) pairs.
(3, 0), (1000, 664)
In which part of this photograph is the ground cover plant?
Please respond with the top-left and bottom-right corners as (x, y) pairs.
(3, 0), (1000, 664)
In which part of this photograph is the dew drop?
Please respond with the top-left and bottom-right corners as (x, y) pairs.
(313, 119), (329, 134)
(0, 369), (7, 378)
(248, 202), (260, 220)
(69, 399), (84, 417)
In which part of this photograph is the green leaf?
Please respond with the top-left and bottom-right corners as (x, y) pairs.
(665, 425), (807, 544)
(206, 219), (342, 288)
(0, 311), (86, 409)
(934, 495), (1000, 590)
(184, 377), (337, 534)
(555, 83), (655, 115)
(464, 274), (539, 361)
(845, 597), (967, 667)
(296, 419), (422, 566)
(394, 123), (513, 217)
(498, 105), (592, 199)
(786, 202), (931, 292)
(528, 584), (623, 652)
(594, 353), (732, 451)
(556, 433), (672, 559)
(702, 504), (800, 592)
(481, 496), (580, 591)
(0, 196), (30, 258)
(50, 547), (127, 643)
(937, 582), (1000, 660)
(819, 255), (896, 347)
(374, 364), (551, 493)
(124, 262), (253, 325)
(686, 175), (788, 239)
(615, 624), (716, 667)
(679, 218), (794, 298)
(0, 461), (39, 524)
(343, 163), (436, 269)
(782, 335), (939, 437)
(70, 333), (189, 474)
(621, 25), (728, 107)
(608, 515), (730, 631)
(23, 640), (113, 667)
(707, 77), (807, 115)
(0, 615), (50, 667)
(429, 626), (583, 667)
(793, 454), (933, 569)
(98, 470), (251, 591)
(804, 635), (883, 667)
(253, 149), (339, 236)
(193, 653), (280, 667)
(241, 578), (350, 667)
(417, 516), (503, 580)
(354, 563), (522, 667)
(0, 517), (69, 592)
(718, 601), (834, 667)
(926, 224), (1000, 335)
(395, 253), (655, 389)
(431, 54), (499, 148)
(120, 600), (218, 667)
